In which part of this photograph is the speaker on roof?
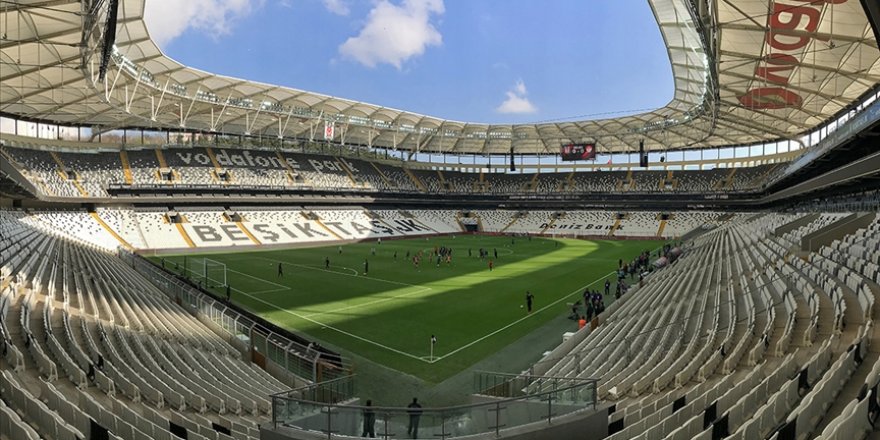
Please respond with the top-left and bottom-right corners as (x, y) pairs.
(98, 0), (120, 82)
(639, 140), (648, 167)
(862, 0), (880, 43)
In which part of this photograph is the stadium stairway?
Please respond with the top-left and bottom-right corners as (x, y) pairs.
(402, 167), (427, 191)
(119, 151), (134, 185)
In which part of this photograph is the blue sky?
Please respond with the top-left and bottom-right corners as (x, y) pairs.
(144, 0), (673, 125)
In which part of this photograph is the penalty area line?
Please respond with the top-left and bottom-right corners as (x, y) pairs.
(256, 256), (424, 289)
(301, 264), (359, 277)
(226, 267), (290, 290)
(245, 287), (290, 295)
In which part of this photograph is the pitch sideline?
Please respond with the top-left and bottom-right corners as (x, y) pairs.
(427, 269), (618, 363)
(240, 260), (615, 365)
(224, 246), (626, 365)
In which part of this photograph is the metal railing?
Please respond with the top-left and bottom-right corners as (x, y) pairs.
(275, 375), (358, 405)
(270, 374), (597, 439)
(473, 371), (597, 400)
(119, 249), (352, 384)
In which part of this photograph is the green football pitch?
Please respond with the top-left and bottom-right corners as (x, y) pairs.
(152, 235), (663, 383)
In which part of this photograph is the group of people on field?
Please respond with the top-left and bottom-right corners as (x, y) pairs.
(571, 285), (606, 328)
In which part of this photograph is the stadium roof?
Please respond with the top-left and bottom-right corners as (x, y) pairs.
(1, 0), (878, 154)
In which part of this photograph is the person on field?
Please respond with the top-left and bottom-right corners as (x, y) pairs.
(277, 262), (283, 278)
(488, 259), (494, 271)
(325, 257), (330, 269)
(526, 291), (534, 313)
(578, 316), (587, 329)
(363, 259), (369, 275)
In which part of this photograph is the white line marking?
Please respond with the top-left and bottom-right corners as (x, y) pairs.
(255, 256), (421, 289)
(314, 265), (359, 276)
(429, 270), (617, 363)
(226, 267), (289, 289)
(229, 285), (428, 362)
(246, 287), (290, 295)
(224, 242), (655, 364)
(251, 255), (437, 330)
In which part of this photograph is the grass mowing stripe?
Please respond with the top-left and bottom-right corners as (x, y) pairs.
(255, 256), (426, 289)
(154, 236), (665, 382)
(244, 256), (611, 364)
(301, 284), (432, 319)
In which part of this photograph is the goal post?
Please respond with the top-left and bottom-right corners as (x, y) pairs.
(202, 258), (228, 288)
(185, 257), (228, 289)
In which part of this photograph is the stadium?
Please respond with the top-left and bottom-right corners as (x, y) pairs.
(1, 0), (880, 439)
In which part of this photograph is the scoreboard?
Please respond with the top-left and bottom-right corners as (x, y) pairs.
(560, 143), (597, 161)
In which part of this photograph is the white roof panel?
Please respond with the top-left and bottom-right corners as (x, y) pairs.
(1, 0), (877, 153)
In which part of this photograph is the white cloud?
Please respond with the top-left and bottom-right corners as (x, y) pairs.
(322, 0), (350, 15)
(338, 0), (444, 69)
(496, 80), (537, 114)
(144, 0), (263, 48)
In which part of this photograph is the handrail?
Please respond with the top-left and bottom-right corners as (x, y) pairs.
(276, 379), (596, 413)
(473, 370), (600, 381)
(270, 375), (599, 439)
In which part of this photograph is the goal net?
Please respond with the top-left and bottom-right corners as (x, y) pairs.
(189, 258), (227, 288)
(203, 258), (227, 288)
